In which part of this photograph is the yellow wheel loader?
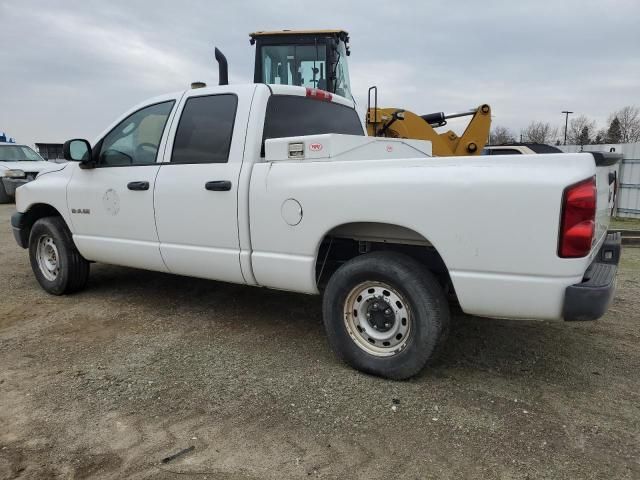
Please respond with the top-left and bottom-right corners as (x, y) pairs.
(249, 29), (491, 156)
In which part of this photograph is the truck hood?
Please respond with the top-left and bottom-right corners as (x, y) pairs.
(0, 160), (59, 173)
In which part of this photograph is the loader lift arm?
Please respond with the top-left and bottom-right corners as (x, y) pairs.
(367, 87), (491, 156)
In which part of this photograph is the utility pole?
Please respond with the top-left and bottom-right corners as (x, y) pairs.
(562, 111), (573, 145)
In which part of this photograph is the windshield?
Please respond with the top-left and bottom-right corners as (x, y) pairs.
(0, 145), (44, 161)
(261, 44), (328, 90)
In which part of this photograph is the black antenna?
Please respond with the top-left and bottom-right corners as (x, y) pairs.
(215, 47), (228, 86)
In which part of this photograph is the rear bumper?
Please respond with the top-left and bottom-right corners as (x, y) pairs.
(563, 232), (621, 321)
(11, 211), (28, 249)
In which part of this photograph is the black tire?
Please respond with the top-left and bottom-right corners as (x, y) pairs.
(28, 216), (89, 295)
(322, 251), (450, 380)
(0, 182), (12, 204)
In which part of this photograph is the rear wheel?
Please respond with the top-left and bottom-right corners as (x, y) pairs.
(322, 251), (450, 379)
(29, 217), (89, 295)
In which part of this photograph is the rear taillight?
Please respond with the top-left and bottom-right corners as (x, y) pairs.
(306, 87), (332, 101)
(558, 177), (596, 258)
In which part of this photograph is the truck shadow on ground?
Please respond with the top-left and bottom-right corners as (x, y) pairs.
(85, 263), (605, 386)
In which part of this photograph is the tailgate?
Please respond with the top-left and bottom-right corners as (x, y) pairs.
(593, 152), (623, 247)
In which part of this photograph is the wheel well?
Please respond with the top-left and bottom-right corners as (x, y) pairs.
(315, 223), (453, 294)
(22, 204), (64, 240)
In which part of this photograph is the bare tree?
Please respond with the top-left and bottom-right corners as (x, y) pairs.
(489, 125), (515, 145)
(567, 115), (596, 145)
(609, 106), (640, 143)
(521, 121), (558, 144)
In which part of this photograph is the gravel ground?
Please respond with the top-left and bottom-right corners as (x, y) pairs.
(1, 203), (639, 479)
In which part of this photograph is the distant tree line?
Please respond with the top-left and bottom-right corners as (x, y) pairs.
(489, 105), (640, 146)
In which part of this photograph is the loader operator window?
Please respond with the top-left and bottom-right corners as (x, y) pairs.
(261, 45), (328, 90)
(262, 95), (364, 155)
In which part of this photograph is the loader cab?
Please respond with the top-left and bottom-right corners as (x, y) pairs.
(250, 30), (353, 100)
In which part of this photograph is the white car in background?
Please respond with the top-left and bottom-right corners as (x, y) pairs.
(482, 143), (564, 155)
(0, 143), (57, 203)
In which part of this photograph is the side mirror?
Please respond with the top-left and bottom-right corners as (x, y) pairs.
(63, 139), (92, 162)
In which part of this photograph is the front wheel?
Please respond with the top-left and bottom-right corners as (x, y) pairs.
(29, 216), (90, 295)
(322, 251), (449, 379)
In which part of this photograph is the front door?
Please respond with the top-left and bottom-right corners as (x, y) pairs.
(154, 87), (250, 283)
(67, 99), (177, 271)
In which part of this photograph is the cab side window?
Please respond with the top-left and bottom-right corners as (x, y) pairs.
(98, 101), (174, 167)
(171, 94), (238, 164)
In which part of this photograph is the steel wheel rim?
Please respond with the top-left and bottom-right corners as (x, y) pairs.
(343, 281), (412, 357)
(36, 235), (60, 281)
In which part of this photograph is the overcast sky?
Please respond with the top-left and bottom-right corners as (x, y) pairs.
(1, 0), (639, 146)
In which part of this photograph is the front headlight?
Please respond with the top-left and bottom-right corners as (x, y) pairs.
(4, 169), (26, 179)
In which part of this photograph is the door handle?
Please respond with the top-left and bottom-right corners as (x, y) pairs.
(205, 180), (232, 191)
(127, 181), (149, 191)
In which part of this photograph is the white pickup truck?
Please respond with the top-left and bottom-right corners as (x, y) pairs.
(11, 83), (621, 379)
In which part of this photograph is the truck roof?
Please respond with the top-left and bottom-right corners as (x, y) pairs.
(140, 84), (355, 112)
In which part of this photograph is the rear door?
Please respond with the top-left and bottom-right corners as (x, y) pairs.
(153, 85), (255, 283)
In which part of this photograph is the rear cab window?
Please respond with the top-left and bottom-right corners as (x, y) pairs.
(262, 95), (363, 155)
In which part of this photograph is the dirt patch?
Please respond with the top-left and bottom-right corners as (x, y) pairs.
(1, 204), (639, 479)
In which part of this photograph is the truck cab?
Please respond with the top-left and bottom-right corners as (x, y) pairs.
(12, 84), (364, 278)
